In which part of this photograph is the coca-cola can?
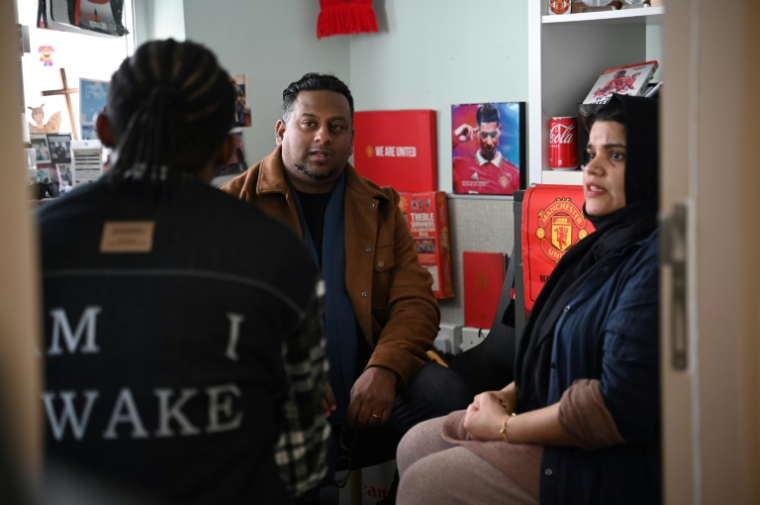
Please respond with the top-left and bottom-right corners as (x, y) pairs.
(549, 116), (578, 169)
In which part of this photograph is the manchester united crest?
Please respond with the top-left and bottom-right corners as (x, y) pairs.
(535, 198), (590, 263)
(549, 0), (571, 15)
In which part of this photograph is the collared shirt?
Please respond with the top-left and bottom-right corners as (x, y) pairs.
(475, 150), (504, 166)
(453, 151), (521, 195)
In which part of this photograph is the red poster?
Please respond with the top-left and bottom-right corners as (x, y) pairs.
(353, 110), (437, 192)
(398, 191), (454, 299)
(521, 185), (595, 312)
(463, 252), (506, 329)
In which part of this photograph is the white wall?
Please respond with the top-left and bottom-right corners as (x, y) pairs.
(183, 0), (350, 171)
(134, 0), (186, 46)
(348, 0), (528, 323)
(349, 0), (529, 195)
(16, 0), (132, 139)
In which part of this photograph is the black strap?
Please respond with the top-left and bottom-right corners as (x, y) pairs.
(449, 246), (518, 394)
(491, 245), (516, 330)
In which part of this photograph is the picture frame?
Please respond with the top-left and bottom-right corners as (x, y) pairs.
(79, 78), (109, 140)
(451, 102), (526, 196)
(232, 74), (251, 127)
(56, 164), (73, 191)
(30, 134), (52, 163)
(47, 133), (73, 164)
(218, 130), (248, 176)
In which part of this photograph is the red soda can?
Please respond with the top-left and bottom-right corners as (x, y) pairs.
(549, 116), (578, 169)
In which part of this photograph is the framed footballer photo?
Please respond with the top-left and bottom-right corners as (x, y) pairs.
(451, 102), (526, 196)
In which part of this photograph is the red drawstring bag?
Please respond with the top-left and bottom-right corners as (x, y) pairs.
(317, 0), (379, 39)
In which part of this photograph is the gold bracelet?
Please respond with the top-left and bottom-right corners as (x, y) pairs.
(500, 413), (517, 443)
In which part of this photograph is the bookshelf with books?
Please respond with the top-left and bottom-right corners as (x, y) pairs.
(528, 1), (664, 186)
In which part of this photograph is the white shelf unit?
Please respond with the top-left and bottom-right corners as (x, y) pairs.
(528, 3), (665, 187)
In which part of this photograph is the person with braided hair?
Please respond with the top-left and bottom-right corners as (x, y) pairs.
(37, 39), (329, 504)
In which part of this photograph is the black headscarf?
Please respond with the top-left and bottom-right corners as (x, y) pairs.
(514, 94), (660, 412)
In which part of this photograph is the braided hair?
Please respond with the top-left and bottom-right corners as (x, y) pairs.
(106, 39), (236, 181)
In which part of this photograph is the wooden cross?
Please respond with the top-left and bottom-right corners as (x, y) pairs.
(42, 68), (79, 140)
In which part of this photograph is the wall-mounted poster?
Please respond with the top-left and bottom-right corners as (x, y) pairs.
(43, 0), (129, 37)
(80, 78), (108, 140)
(451, 102), (526, 196)
(232, 74), (251, 127)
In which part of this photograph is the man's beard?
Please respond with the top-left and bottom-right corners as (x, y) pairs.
(294, 163), (335, 181)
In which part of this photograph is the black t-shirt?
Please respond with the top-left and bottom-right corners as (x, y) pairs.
(295, 190), (332, 265)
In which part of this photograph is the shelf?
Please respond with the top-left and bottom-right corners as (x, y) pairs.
(530, 1), (664, 187)
(542, 6), (664, 25)
(541, 169), (583, 186)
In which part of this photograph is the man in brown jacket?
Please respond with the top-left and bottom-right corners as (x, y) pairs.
(220, 73), (470, 499)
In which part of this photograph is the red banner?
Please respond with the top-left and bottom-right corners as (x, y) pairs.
(521, 185), (595, 312)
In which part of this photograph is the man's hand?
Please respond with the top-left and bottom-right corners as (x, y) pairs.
(463, 392), (509, 441)
(322, 383), (337, 418)
(453, 123), (478, 144)
(346, 367), (397, 429)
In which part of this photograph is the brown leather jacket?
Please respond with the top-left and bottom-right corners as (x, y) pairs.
(219, 146), (440, 385)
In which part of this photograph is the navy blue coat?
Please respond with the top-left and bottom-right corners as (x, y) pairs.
(540, 229), (660, 505)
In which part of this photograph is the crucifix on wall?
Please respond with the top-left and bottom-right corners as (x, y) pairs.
(41, 68), (79, 139)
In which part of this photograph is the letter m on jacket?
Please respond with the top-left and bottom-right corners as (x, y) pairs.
(47, 306), (102, 356)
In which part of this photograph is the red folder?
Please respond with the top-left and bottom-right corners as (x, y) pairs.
(353, 110), (437, 192)
(463, 251), (507, 329)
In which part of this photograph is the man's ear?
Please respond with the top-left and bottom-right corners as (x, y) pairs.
(349, 129), (355, 156)
(275, 119), (285, 146)
(95, 113), (115, 148)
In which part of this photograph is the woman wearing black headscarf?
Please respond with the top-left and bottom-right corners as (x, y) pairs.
(395, 94), (661, 505)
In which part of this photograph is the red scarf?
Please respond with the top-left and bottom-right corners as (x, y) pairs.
(317, 0), (379, 39)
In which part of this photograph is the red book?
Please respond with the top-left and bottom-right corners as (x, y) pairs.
(353, 110), (437, 192)
(398, 191), (454, 299)
(463, 251), (507, 329)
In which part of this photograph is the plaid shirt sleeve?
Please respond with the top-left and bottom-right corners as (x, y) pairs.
(274, 278), (331, 496)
